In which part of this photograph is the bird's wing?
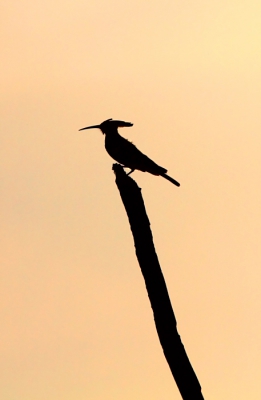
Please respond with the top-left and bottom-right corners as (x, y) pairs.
(110, 136), (167, 175)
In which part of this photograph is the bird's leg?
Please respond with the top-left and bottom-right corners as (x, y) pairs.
(121, 165), (135, 175)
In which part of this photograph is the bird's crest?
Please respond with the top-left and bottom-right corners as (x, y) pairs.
(100, 119), (133, 129)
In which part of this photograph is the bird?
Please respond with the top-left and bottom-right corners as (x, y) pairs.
(79, 118), (180, 187)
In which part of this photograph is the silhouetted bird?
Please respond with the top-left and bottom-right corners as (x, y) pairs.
(79, 118), (180, 187)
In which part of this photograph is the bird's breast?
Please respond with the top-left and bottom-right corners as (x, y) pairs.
(105, 134), (133, 166)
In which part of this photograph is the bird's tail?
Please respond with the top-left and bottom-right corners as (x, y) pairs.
(162, 173), (180, 187)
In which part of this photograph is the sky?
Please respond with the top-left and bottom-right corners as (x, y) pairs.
(1, 1), (261, 399)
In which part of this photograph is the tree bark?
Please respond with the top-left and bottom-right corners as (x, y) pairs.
(113, 164), (204, 400)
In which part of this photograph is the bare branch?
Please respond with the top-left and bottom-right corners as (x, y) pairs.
(113, 163), (204, 400)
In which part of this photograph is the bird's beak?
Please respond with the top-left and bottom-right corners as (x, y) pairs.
(79, 124), (100, 131)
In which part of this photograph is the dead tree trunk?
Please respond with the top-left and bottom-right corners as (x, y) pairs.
(113, 164), (204, 400)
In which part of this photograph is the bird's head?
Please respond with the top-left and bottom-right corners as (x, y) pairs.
(79, 118), (133, 135)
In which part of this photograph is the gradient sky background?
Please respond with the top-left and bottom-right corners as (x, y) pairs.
(1, 1), (261, 399)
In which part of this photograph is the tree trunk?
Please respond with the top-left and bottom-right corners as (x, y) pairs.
(113, 164), (204, 400)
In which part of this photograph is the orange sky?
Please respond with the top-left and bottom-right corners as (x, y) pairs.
(1, 1), (261, 399)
